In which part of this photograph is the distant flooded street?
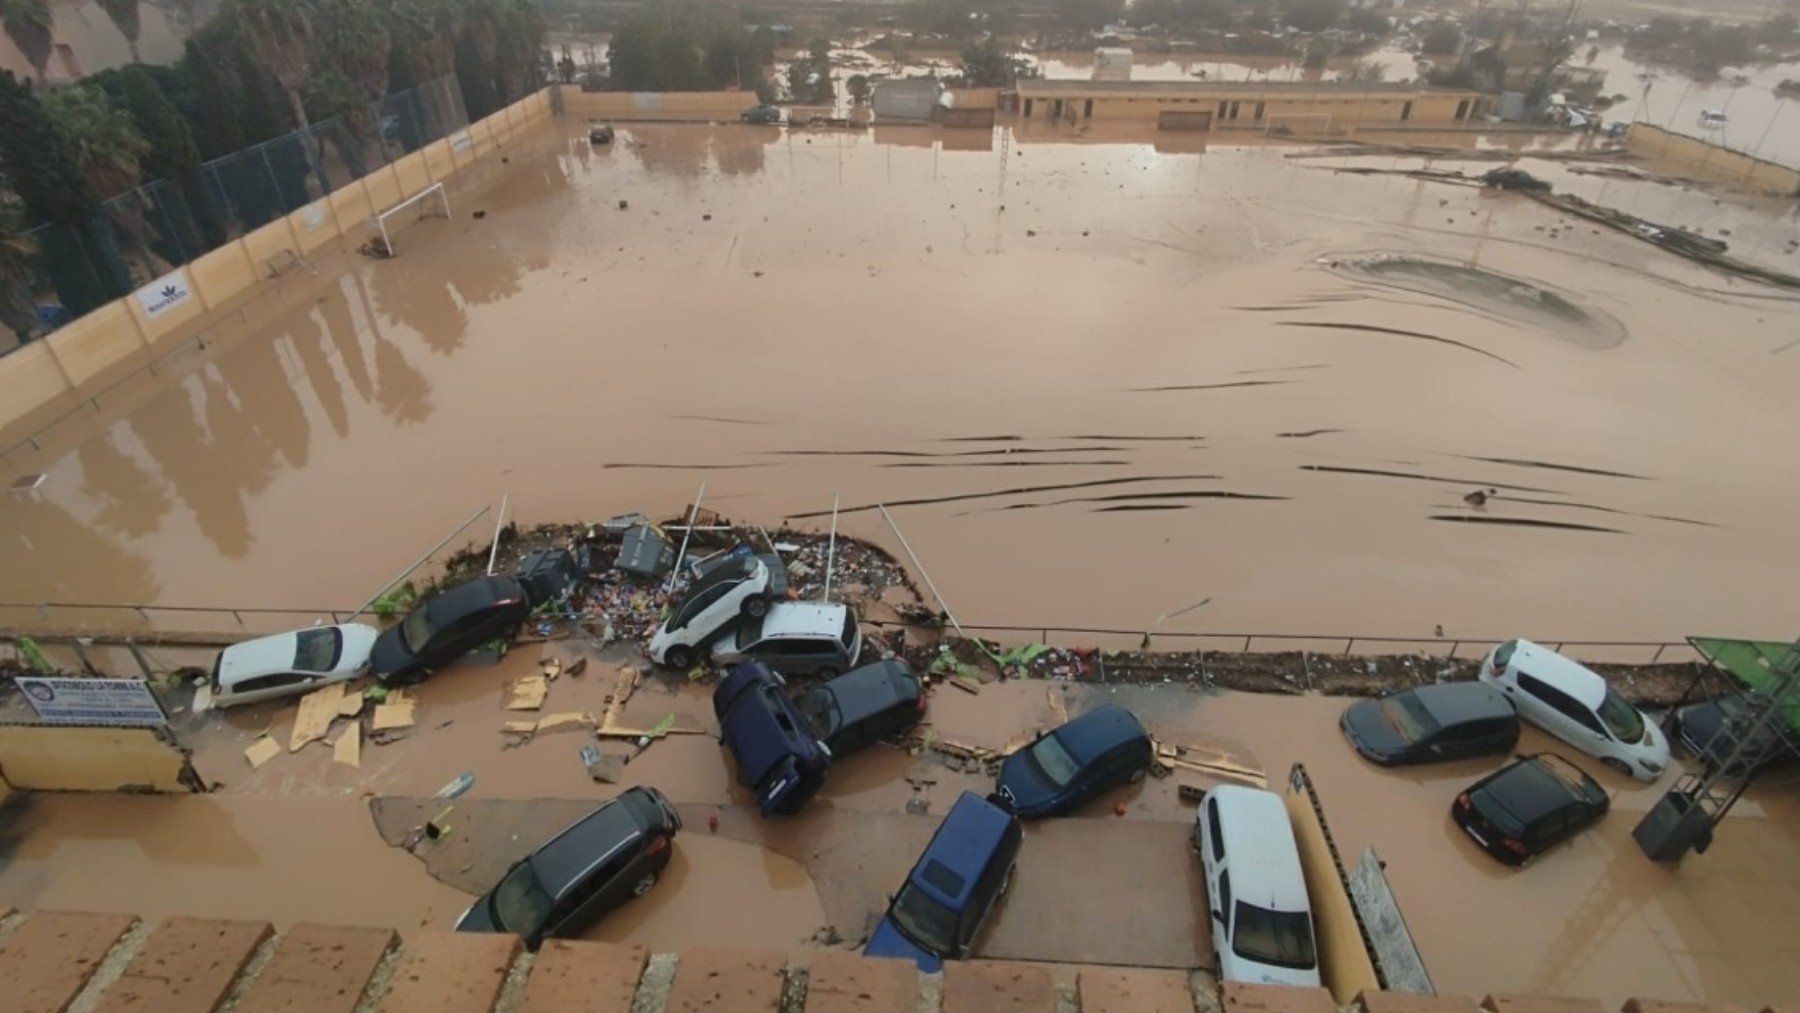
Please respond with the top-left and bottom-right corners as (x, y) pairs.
(2, 121), (1798, 645)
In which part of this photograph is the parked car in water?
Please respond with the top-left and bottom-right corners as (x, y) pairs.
(455, 786), (680, 949)
(991, 703), (1151, 819)
(1339, 682), (1519, 766)
(863, 791), (1023, 972)
(371, 575), (531, 684)
(205, 623), (378, 709)
(741, 104), (782, 125)
(794, 659), (927, 756)
(711, 601), (862, 677)
(1452, 753), (1609, 866)
(714, 661), (832, 815)
(1194, 785), (1320, 987)
(649, 555), (775, 669)
(1479, 639), (1668, 781)
(1671, 692), (1800, 776)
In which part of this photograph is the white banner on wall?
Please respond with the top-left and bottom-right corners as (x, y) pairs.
(16, 676), (168, 727)
(135, 268), (194, 319)
(451, 130), (473, 153)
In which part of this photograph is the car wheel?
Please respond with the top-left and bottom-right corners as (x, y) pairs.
(631, 872), (657, 898)
(743, 596), (768, 618)
(1128, 764), (1147, 784)
(1600, 757), (1633, 777)
(665, 646), (694, 670)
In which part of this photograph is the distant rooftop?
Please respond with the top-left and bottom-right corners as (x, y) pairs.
(1017, 79), (1476, 96)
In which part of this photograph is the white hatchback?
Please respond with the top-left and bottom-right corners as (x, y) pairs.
(1478, 638), (1669, 781)
(203, 623), (378, 709)
(648, 556), (772, 669)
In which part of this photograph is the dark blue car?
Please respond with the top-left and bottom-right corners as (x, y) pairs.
(713, 661), (831, 816)
(991, 703), (1151, 818)
(864, 791), (1022, 971)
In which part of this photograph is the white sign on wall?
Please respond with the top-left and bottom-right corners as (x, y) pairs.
(451, 130), (473, 153)
(135, 268), (194, 319)
(16, 676), (168, 727)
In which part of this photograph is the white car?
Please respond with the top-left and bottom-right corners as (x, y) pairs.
(1478, 639), (1669, 781)
(648, 556), (772, 669)
(202, 624), (379, 709)
(1195, 785), (1321, 987)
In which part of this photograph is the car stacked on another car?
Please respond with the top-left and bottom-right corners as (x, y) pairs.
(1340, 682), (1520, 766)
(864, 791), (1023, 972)
(992, 704), (1151, 818)
(1479, 639), (1669, 781)
(205, 623), (379, 709)
(371, 575), (532, 684)
(1452, 752), (1609, 866)
(649, 554), (775, 669)
(713, 661), (833, 815)
(455, 786), (681, 949)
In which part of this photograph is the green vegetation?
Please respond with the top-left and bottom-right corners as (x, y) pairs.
(958, 37), (1031, 87)
(606, 0), (774, 94)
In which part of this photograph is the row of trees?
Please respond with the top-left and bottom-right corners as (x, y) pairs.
(0, 0), (544, 339)
(605, 0), (778, 98)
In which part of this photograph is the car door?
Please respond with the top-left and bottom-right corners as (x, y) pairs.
(1513, 672), (1582, 745)
(1202, 799), (1228, 940)
(1540, 681), (1612, 755)
(435, 611), (492, 667)
(228, 671), (315, 706)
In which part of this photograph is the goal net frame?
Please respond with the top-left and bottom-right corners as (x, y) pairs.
(371, 182), (451, 256)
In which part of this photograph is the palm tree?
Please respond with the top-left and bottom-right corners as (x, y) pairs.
(315, 0), (391, 101)
(96, 0), (142, 63)
(0, 190), (42, 345)
(43, 86), (150, 198)
(230, 0), (315, 133)
(0, 0), (54, 84)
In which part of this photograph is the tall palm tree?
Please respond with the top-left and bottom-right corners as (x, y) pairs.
(43, 86), (150, 198)
(96, 0), (142, 63)
(230, 0), (315, 133)
(315, 0), (390, 101)
(0, 190), (42, 345)
(0, 0), (54, 84)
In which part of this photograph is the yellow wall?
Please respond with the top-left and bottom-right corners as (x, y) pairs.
(0, 724), (196, 792)
(45, 303), (144, 387)
(423, 138), (457, 181)
(0, 344), (75, 431)
(1627, 123), (1800, 193)
(1024, 89), (1476, 129)
(390, 150), (433, 194)
(1285, 776), (1380, 1004)
(184, 243), (260, 324)
(291, 199), (342, 255)
(563, 90), (757, 120)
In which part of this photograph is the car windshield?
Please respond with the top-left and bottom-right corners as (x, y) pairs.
(795, 690), (840, 738)
(1232, 902), (1317, 970)
(736, 614), (766, 649)
(293, 627), (343, 672)
(399, 605), (437, 654)
(1597, 688), (1646, 743)
(491, 862), (553, 937)
(1377, 693), (1438, 744)
(1028, 733), (1081, 787)
(889, 883), (957, 955)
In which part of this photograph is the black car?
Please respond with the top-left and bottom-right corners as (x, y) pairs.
(455, 786), (680, 949)
(1340, 682), (1520, 766)
(795, 660), (927, 756)
(1452, 753), (1608, 866)
(991, 704), (1152, 819)
(1671, 692), (1800, 776)
(741, 104), (781, 124)
(370, 575), (531, 684)
(714, 661), (832, 815)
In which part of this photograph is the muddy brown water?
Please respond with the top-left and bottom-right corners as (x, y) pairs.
(3, 121), (1797, 649)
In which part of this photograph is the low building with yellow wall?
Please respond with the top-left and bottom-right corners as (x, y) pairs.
(1014, 79), (1483, 134)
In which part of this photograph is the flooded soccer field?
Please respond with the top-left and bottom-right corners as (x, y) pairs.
(3, 119), (1797, 647)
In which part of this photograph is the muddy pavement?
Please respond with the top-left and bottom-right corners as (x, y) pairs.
(4, 122), (1799, 646)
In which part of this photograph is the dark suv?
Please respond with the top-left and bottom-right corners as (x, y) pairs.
(455, 786), (681, 948)
(371, 575), (531, 684)
(795, 660), (927, 756)
(714, 661), (832, 815)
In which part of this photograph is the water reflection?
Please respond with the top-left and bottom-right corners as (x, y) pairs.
(77, 432), (171, 539)
(287, 308), (350, 439)
(373, 252), (468, 356)
(0, 494), (159, 603)
(371, 332), (435, 426)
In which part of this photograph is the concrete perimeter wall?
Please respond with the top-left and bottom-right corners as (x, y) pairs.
(0, 724), (199, 792)
(1626, 123), (1800, 194)
(564, 90), (758, 121)
(0, 89), (557, 443)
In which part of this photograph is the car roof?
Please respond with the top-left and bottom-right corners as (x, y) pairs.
(1206, 786), (1310, 911)
(820, 661), (915, 719)
(721, 669), (818, 782)
(430, 575), (520, 618)
(759, 601), (849, 638)
(1411, 682), (1515, 724)
(529, 791), (651, 892)
(1474, 754), (1598, 825)
(1053, 704), (1147, 764)
(913, 792), (1013, 906)
(1508, 640), (1606, 709)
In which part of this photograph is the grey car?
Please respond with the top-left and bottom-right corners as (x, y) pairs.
(1340, 682), (1519, 765)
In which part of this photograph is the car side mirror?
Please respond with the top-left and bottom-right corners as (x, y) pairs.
(1210, 908), (1224, 921)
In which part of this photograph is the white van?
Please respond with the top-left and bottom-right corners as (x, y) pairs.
(1194, 785), (1321, 987)
(1478, 638), (1668, 781)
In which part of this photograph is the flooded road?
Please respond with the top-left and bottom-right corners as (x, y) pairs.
(3, 121), (1797, 646)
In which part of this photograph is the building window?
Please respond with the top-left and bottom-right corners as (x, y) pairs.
(1254, 100), (1265, 121)
(1455, 98), (1471, 121)
(1401, 100), (1413, 121)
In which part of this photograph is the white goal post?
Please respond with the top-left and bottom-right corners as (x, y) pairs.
(370, 182), (450, 257)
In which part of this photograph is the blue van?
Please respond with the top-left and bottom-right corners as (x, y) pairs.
(713, 661), (832, 815)
(863, 791), (1023, 971)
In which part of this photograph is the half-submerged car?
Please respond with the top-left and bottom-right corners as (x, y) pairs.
(795, 659), (927, 756)
(1339, 682), (1519, 765)
(714, 661), (831, 815)
(206, 623), (378, 709)
(371, 575), (531, 684)
(991, 703), (1151, 818)
(1479, 638), (1668, 781)
(741, 104), (781, 124)
(1671, 692), (1800, 776)
(864, 791), (1022, 972)
(455, 786), (681, 949)
(1452, 753), (1608, 866)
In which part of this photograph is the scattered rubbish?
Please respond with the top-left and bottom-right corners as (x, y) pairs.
(949, 675), (982, 695)
(1177, 783), (1207, 804)
(472, 210), (486, 219)
(1114, 802), (1128, 816)
(244, 736), (281, 769)
(906, 796), (931, 815)
(372, 694), (418, 732)
(534, 711), (596, 735)
(618, 199), (629, 210)
(425, 805), (455, 841)
(565, 657), (588, 677)
(648, 713), (676, 739)
(365, 684), (390, 703)
(289, 684), (345, 752)
(333, 724), (362, 768)
(501, 720), (538, 736)
(582, 745), (624, 783)
(436, 773), (475, 799)
(504, 674), (550, 711)
(336, 691), (366, 719)
(616, 523), (676, 578)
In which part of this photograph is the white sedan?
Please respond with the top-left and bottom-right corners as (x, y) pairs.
(201, 624), (379, 709)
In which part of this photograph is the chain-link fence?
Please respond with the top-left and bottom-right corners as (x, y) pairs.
(1, 75), (469, 354)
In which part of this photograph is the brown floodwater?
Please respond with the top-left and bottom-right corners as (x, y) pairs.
(4, 120), (1797, 649)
